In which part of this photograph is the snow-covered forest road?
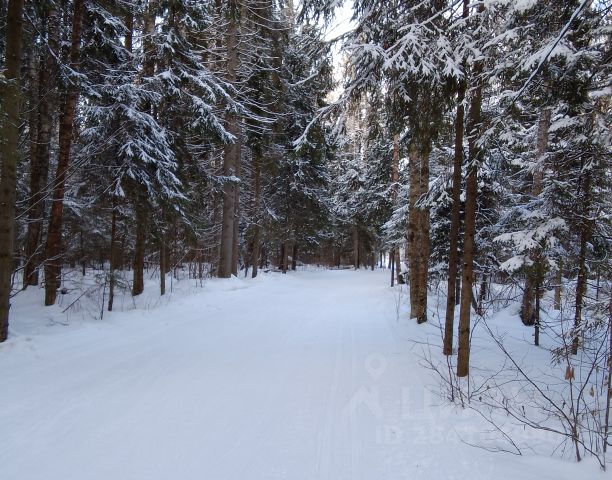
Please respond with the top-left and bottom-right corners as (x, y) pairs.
(0, 270), (604, 479)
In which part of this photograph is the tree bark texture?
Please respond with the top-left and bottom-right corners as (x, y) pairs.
(251, 148), (261, 278)
(132, 207), (146, 296)
(292, 243), (298, 271)
(218, 0), (240, 278)
(23, 2), (58, 288)
(554, 260), (562, 310)
(408, 143), (430, 324)
(0, 0), (25, 341)
(443, 3), (468, 353)
(572, 171), (591, 355)
(160, 236), (166, 296)
(108, 205), (118, 311)
(391, 133), (401, 285)
(44, 0), (85, 306)
(130, 0), (155, 295)
(457, 50), (484, 378)
(352, 227), (359, 269)
(520, 108), (551, 328)
(231, 134), (242, 276)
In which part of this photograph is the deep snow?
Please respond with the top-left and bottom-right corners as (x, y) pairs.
(1, 269), (608, 479)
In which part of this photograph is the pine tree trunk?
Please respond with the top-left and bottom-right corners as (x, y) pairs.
(408, 144), (420, 319)
(416, 145), (430, 324)
(394, 249), (401, 284)
(44, 0), (84, 306)
(132, 207), (146, 296)
(23, 2), (58, 288)
(572, 172), (591, 355)
(520, 108), (551, 327)
(218, 0), (240, 278)
(231, 135), (242, 276)
(22, 40), (39, 288)
(521, 279), (536, 326)
(0, 0), (25, 342)
(391, 133), (401, 285)
(107, 0), (133, 308)
(534, 275), (541, 346)
(251, 148), (261, 278)
(26, 50), (39, 197)
(160, 236), (166, 296)
(282, 240), (289, 274)
(457, 52), (484, 378)
(352, 227), (359, 269)
(23, 54), (40, 288)
(211, 0), (224, 273)
(130, 0), (155, 296)
(80, 229), (86, 276)
(198, 243), (203, 280)
(554, 260), (562, 310)
(108, 205), (117, 312)
(251, 225), (261, 278)
(443, 48), (468, 355)
(391, 249), (395, 287)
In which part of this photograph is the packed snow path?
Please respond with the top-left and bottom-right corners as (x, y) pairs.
(1, 270), (603, 479)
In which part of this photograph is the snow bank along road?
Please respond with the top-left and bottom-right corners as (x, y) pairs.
(0, 269), (605, 479)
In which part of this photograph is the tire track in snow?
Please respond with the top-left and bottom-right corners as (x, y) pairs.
(314, 296), (344, 480)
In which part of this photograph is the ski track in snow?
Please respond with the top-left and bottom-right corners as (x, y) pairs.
(1, 269), (608, 479)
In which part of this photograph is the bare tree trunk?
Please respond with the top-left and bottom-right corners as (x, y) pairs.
(534, 275), (541, 346)
(520, 108), (551, 327)
(107, 2), (133, 308)
(44, 0), (84, 306)
(408, 144), (420, 319)
(0, 0), (25, 342)
(282, 240), (289, 274)
(443, 21), (468, 354)
(251, 225), (261, 277)
(391, 133), (401, 285)
(132, 207), (146, 296)
(554, 260), (562, 310)
(23, 3), (58, 288)
(198, 243), (203, 280)
(408, 143), (429, 323)
(251, 148), (261, 278)
(80, 229), (86, 275)
(352, 227), (359, 269)
(391, 249), (395, 287)
(160, 236), (166, 296)
(416, 145), (430, 324)
(572, 172), (591, 355)
(231, 133), (242, 276)
(394, 249), (401, 283)
(23, 50), (40, 288)
(108, 204), (117, 311)
(292, 242), (298, 270)
(218, 0), (240, 278)
(457, 51), (484, 378)
(131, 0), (155, 296)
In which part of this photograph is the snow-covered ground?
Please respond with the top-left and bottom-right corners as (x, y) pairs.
(1, 269), (607, 479)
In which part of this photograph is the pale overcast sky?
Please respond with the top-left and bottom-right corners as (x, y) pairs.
(323, 1), (354, 42)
